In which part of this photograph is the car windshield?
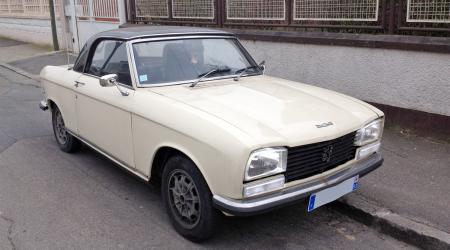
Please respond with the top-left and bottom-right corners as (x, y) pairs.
(132, 38), (261, 86)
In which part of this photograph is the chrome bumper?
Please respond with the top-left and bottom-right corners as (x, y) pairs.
(213, 153), (383, 216)
(39, 100), (48, 111)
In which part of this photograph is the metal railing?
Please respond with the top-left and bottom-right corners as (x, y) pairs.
(135, 0), (169, 18)
(293, 0), (379, 21)
(407, 0), (450, 23)
(127, 0), (449, 36)
(172, 0), (214, 19)
(227, 0), (286, 20)
(76, 0), (119, 21)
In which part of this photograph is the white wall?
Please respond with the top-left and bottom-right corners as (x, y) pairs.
(0, 17), (63, 47)
(75, 21), (120, 49)
(241, 40), (450, 116)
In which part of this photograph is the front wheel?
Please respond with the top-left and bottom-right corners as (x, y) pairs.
(161, 155), (220, 242)
(52, 106), (81, 153)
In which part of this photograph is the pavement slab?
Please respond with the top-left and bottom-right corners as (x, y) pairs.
(0, 43), (50, 63)
(0, 38), (24, 48)
(357, 129), (450, 233)
(0, 67), (51, 141)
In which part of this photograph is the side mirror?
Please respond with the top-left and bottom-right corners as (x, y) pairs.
(99, 74), (129, 96)
(259, 60), (266, 74)
(100, 74), (118, 87)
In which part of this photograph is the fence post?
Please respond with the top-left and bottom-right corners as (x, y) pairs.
(168, 0), (173, 20)
(117, 0), (126, 24)
(388, 0), (396, 34)
(129, 0), (135, 23)
(287, 0), (292, 25)
(217, 0), (224, 27)
(49, 0), (59, 50)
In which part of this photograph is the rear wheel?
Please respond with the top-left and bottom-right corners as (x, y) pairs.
(52, 106), (81, 153)
(161, 155), (220, 242)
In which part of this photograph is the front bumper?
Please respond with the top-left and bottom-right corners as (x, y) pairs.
(213, 153), (383, 216)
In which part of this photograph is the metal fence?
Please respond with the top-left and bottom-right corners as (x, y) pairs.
(172, 0), (214, 19)
(407, 0), (450, 23)
(227, 0), (285, 20)
(135, 0), (168, 18)
(0, 0), (60, 17)
(76, 0), (119, 21)
(127, 0), (449, 36)
(293, 0), (379, 21)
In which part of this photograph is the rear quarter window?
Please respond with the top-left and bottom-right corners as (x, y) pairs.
(73, 44), (88, 73)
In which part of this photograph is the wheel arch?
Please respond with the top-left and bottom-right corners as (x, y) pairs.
(150, 145), (214, 193)
(47, 98), (57, 111)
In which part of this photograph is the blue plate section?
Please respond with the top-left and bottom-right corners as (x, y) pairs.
(308, 194), (316, 212)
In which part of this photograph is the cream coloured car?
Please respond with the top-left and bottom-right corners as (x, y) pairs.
(39, 26), (384, 241)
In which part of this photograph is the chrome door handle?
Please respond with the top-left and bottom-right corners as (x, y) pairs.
(74, 81), (85, 87)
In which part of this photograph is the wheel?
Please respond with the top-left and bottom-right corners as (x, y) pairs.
(161, 155), (220, 242)
(52, 105), (81, 153)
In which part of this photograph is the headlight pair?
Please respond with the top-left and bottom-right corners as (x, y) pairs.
(242, 117), (384, 197)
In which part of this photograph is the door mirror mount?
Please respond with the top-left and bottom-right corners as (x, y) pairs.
(259, 60), (266, 74)
(99, 74), (129, 96)
(100, 74), (118, 87)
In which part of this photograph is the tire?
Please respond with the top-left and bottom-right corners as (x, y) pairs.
(161, 155), (221, 242)
(52, 105), (81, 153)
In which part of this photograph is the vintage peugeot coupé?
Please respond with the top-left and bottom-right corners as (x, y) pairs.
(39, 26), (384, 241)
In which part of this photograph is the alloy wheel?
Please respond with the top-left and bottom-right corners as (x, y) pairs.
(54, 109), (68, 145)
(167, 169), (201, 229)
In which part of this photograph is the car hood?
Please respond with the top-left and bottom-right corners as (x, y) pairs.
(149, 75), (380, 147)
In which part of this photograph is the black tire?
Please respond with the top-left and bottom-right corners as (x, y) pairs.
(161, 155), (220, 242)
(52, 105), (81, 153)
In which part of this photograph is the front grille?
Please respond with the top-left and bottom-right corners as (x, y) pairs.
(285, 132), (357, 182)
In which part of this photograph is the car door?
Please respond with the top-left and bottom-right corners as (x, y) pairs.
(74, 39), (135, 168)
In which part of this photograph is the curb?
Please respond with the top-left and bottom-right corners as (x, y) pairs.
(332, 193), (450, 250)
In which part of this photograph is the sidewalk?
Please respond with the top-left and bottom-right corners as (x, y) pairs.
(2, 37), (450, 248)
(358, 129), (450, 233)
(0, 38), (51, 63)
(0, 37), (76, 80)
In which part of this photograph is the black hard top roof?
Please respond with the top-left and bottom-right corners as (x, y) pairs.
(90, 25), (233, 41)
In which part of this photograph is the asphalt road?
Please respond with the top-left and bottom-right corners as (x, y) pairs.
(0, 66), (416, 249)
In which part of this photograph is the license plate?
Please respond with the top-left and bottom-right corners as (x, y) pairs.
(307, 175), (359, 212)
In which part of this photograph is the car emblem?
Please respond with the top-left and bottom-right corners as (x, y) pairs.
(322, 145), (333, 162)
(316, 122), (333, 128)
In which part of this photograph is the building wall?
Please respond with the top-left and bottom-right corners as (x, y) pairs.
(0, 17), (62, 47)
(241, 40), (450, 117)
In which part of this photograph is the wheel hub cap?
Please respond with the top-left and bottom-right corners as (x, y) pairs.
(168, 170), (201, 228)
(55, 110), (67, 145)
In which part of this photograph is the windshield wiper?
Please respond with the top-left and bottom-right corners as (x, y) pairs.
(190, 66), (231, 87)
(233, 61), (265, 82)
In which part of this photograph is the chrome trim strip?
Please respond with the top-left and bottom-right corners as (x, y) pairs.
(127, 32), (234, 42)
(213, 153), (382, 212)
(67, 130), (149, 181)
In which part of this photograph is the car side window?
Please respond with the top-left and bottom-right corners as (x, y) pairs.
(87, 40), (132, 86)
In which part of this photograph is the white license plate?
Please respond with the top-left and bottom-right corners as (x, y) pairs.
(307, 175), (359, 212)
